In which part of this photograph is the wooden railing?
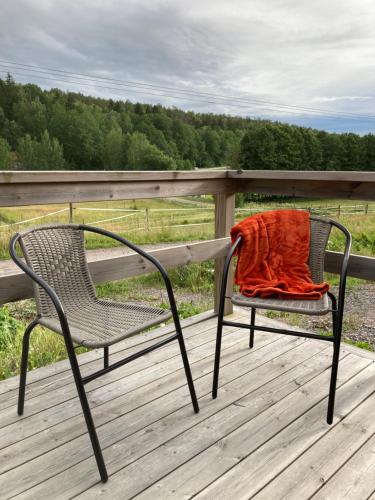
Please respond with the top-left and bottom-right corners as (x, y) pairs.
(1, 170), (375, 313)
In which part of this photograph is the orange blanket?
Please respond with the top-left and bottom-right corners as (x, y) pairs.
(231, 210), (329, 299)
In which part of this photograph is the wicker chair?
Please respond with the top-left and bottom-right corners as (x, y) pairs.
(212, 215), (351, 424)
(10, 224), (199, 483)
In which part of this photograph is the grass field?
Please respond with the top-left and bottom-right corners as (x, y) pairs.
(0, 195), (374, 379)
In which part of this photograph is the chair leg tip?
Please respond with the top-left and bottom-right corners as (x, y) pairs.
(212, 391), (217, 399)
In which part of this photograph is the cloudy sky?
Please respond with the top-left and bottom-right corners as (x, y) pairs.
(1, 0), (375, 133)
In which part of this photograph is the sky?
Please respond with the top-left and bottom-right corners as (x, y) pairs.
(1, 0), (375, 134)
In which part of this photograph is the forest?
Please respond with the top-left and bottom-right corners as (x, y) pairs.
(0, 73), (374, 171)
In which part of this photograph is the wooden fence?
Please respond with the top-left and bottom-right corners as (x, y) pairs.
(1, 170), (375, 314)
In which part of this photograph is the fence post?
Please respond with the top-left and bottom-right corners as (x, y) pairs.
(365, 203), (369, 215)
(145, 208), (150, 231)
(69, 203), (73, 223)
(214, 192), (235, 315)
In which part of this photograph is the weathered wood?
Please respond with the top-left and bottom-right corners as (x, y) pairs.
(214, 193), (235, 315)
(3, 337), (313, 498)
(0, 170), (228, 184)
(0, 178), (236, 207)
(229, 170), (375, 201)
(0, 323), (278, 477)
(70, 355), (366, 499)
(2, 170), (375, 206)
(254, 392), (375, 500)
(193, 359), (374, 500)
(0, 238), (229, 304)
(325, 250), (375, 281)
(0, 311), (374, 499)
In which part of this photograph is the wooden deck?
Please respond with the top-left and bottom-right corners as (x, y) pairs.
(0, 308), (374, 499)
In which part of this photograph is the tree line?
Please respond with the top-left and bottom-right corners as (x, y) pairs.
(0, 73), (374, 171)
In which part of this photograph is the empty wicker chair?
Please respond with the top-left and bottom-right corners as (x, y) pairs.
(212, 215), (351, 424)
(10, 224), (199, 483)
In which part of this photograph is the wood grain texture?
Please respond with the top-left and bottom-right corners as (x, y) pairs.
(214, 193), (235, 314)
(0, 310), (374, 499)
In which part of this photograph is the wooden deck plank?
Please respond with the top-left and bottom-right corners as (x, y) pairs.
(0, 315), (257, 450)
(193, 364), (374, 500)
(0, 327), (281, 472)
(44, 355), (362, 499)
(253, 392), (375, 500)
(0, 333), (299, 498)
(310, 432), (375, 500)
(0, 311), (373, 500)
(123, 356), (371, 500)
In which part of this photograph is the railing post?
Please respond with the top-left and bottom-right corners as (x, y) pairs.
(214, 192), (235, 315)
(69, 203), (74, 223)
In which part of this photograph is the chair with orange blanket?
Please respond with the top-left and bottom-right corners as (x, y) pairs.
(212, 210), (351, 424)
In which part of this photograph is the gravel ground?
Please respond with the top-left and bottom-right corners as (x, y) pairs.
(300, 283), (375, 350)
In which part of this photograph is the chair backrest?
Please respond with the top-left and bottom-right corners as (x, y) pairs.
(17, 224), (96, 317)
(308, 216), (332, 283)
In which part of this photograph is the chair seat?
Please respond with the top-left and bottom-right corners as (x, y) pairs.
(39, 299), (172, 348)
(231, 292), (330, 316)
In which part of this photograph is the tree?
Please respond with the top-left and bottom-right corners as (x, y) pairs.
(239, 125), (277, 170)
(17, 131), (65, 170)
(13, 97), (47, 139)
(102, 127), (125, 169)
(125, 132), (176, 170)
(0, 137), (11, 169)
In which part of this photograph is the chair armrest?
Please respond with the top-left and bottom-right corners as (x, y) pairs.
(217, 236), (242, 317)
(330, 220), (352, 318)
(9, 233), (72, 341)
(80, 225), (180, 318)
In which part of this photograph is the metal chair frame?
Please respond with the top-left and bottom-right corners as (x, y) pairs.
(212, 218), (351, 425)
(10, 224), (199, 483)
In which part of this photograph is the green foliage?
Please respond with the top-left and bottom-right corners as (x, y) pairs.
(0, 73), (374, 171)
(102, 126), (125, 169)
(17, 130), (65, 170)
(0, 137), (11, 168)
(125, 132), (177, 170)
(0, 305), (18, 351)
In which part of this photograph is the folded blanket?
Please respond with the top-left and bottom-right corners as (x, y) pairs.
(231, 210), (329, 300)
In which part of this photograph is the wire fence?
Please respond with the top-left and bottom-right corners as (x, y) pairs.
(1, 202), (375, 237)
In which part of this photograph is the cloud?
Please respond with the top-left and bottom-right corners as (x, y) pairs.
(1, 0), (375, 133)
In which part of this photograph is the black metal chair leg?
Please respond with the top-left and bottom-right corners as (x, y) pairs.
(327, 333), (340, 425)
(249, 308), (256, 349)
(176, 327), (199, 414)
(327, 294), (341, 425)
(104, 346), (109, 369)
(18, 319), (39, 416)
(212, 315), (224, 399)
(64, 338), (108, 483)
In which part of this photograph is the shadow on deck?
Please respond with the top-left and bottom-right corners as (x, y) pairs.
(0, 308), (374, 499)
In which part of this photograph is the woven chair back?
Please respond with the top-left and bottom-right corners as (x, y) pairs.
(309, 216), (332, 283)
(18, 225), (96, 317)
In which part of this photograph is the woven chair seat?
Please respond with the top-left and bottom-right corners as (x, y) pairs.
(231, 292), (330, 316)
(39, 299), (172, 348)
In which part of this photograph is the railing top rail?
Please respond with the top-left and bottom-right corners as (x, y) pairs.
(1, 169), (375, 184)
(1, 169), (374, 206)
(227, 170), (375, 182)
(0, 170), (228, 184)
